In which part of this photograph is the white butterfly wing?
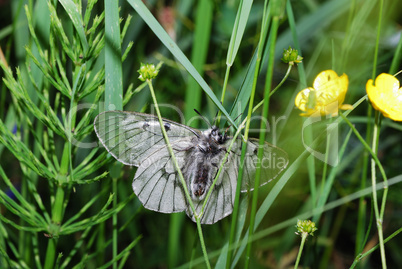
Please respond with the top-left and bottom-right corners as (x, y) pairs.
(132, 140), (194, 213)
(94, 111), (289, 224)
(187, 139), (288, 224)
(94, 111), (199, 166)
(94, 111), (200, 213)
(187, 152), (239, 224)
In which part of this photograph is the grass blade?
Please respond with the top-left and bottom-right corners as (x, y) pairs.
(126, 0), (237, 128)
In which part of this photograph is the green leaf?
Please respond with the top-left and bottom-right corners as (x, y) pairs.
(58, 0), (89, 54)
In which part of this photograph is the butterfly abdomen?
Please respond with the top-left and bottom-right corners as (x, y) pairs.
(192, 164), (209, 197)
(184, 148), (215, 201)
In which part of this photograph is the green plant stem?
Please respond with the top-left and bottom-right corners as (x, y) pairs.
(251, 63), (292, 113)
(196, 218), (211, 269)
(224, 59), (288, 265)
(319, 119), (332, 199)
(294, 233), (308, 269)
(216, 64), (231, 126)
(340, 112), (388, 268)
(184, 0), (212, 122)
(371, 112), (387, 268)
(355, 105), (372, 256)
(371, 0), (383, 80)
(245, 7), (280, 268)
(145, 79), (211, 267)
(145, 79), (195, 214)
(369, 0), (386, 266)
(113, 178), (118, 269)
(339, 112), (387, 187)
(226, 3), (272, 266)
(351, 225), (402, 268)
(44, 143), (70, 269)
(200, 120), (244, 215)
(221, 65), (231, 105)
(226, 141), (247, 269)
(44, 192), (64, 269)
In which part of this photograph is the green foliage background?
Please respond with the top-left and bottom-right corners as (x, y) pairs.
(0, 0), (401, 268)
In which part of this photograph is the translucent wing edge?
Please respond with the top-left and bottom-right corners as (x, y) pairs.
(231, 138), (289, 193)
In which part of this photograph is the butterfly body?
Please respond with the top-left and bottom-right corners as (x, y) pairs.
(183, 133), (222, 201)
(94, 111), (288, 224)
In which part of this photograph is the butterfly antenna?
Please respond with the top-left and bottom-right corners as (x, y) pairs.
(223, 113), (243, 135)
(194, 109), (212, 128)
(234, 113), (243, 122)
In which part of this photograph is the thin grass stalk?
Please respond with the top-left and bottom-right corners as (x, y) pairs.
(112, 177), (118, 269)
(294, 233), (308, 269)
(371, 113), (387, 268)
(104, 0), (123, 111)
(184, 0), (212, 122)
(217, 65), (231, 126)
(371, 0), (383, 80)
(355, 183), (368, 256)
(217, 0), (252, 126)
(305, 131), (316, 207)
(252, 64), (292, 112)
(168, 213), (183, 268)
(145, 78), (196, 215)
(351, 225), (402, 268)
(200, 124), (244, 214)
(338, 113), (387, 187)
(195, 218), (211, 269)
(183, 150), (401, 269)
(339, 112), (388, 267)
(389, 31), (402, 74)
(245, 3), (281, 267)
(104, 1), (123, 267)
(355, 111), (372, 259)
(225, 136), (247, 268)
(351, 0), (383, 259)
(319, 127), (331, 196)
(226, 3), (272, 268)
(285, 0), (316, 211)
(127, 0), (237, 128)
(175, 171), (399, 268)
(369, 0), (387, 266)
(201, 108), (258, 222)
(230, 97), (363, 267)
(285, 0), (306, 83)
(339, 0), (356, 71)
(224, 71), (290, 265)
(313, 128), (354, 225)
(144, 79), (211, 267)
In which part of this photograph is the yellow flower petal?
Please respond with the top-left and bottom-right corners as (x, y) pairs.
(340, 104), (353, 110)
(295, 70), (351, 117)
(366, 73), (402, 121)
(295, 87), (315, 112)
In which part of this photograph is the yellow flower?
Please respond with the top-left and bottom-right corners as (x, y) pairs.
(295, 70), (353, 117)
(366, 73), (402, 121)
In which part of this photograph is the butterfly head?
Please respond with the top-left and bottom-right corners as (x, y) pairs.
(209, 126), (227, 144)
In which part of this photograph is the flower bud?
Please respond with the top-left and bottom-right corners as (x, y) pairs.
(138, 63), (159, 81)
(296, 219), (318, 236)
(281, 46), (303, 65)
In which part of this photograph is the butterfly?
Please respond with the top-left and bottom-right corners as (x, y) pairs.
(94, 111), (288, 224)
